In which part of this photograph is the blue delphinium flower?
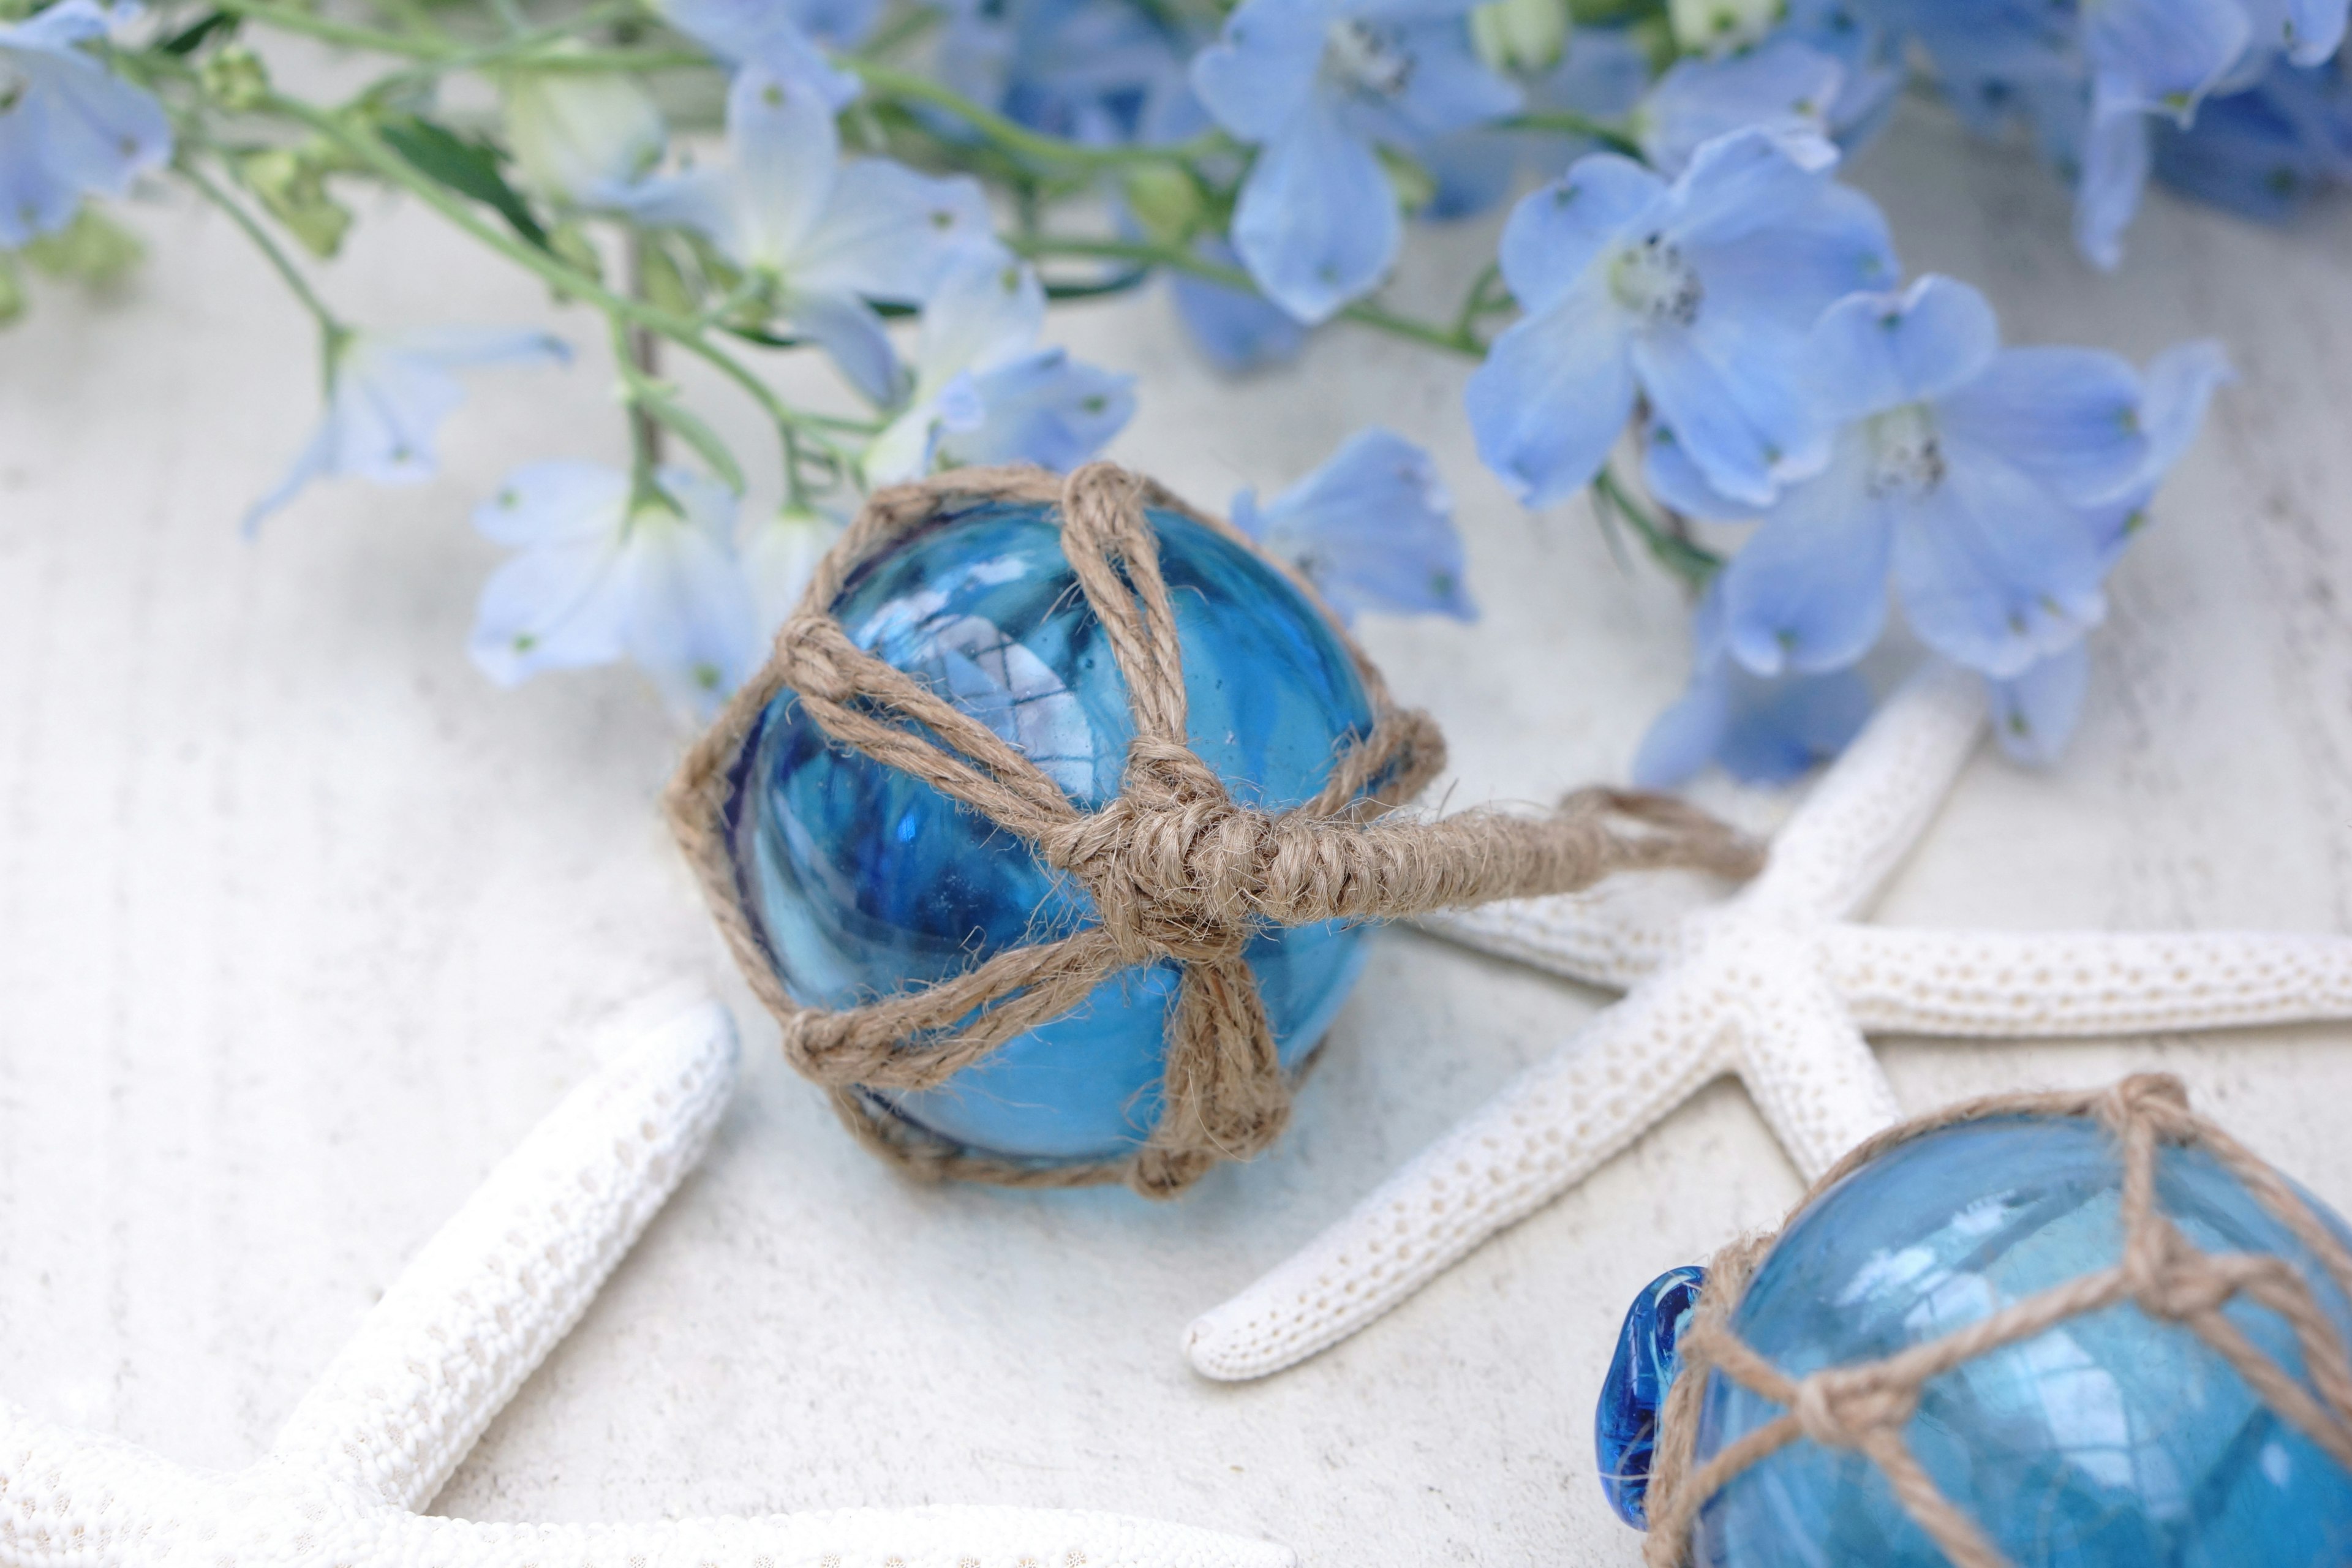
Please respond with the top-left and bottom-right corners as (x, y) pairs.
(941, 0), (1188, 145)
(1466, 126), (1896, 512)
(1413, 24), (1651, 222)
(1986, 640), (2089, 766)
(0, 0), (170, 247)
(1189, 0), (1521, 323)
(2154, 56), (2352, 219)
(1170, 236), (1310, 372)
(741, 503), (846, 633)
(470, 461), (761, 720)
(1232, 427), (1475, 622)
(1634, 581), (1874, 787)
(864, 254), (1136, 480)
(1665, 274), (2206, 682)
(246, 328), (571, 532)
(655, 0), (864, 106)
(633, 65), (997, 402)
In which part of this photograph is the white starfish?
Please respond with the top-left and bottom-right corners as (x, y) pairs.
(1185, 664), (2352, 1382)
(2, 997), (1294, 1568)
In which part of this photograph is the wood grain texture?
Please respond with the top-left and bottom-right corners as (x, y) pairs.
(4, 100), (2351, 1565)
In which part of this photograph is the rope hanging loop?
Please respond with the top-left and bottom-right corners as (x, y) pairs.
(669, 461), (1765, 1197)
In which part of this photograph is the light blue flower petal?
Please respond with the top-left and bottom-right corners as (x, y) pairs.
(473, 461), (629, 548)
(2139, 338), (2234, 476)
(2076, 87), (2154, 270)
(723, 62), (842, 269)
(944, 348), (1137, 470)
(327, 349), (469, 485)
(1721, 434), (1890, 676)
(1640, 422), (1760, 520)
(914, 252), (1046, 379)
(1465, 273), (1637, 507)
(618, 516), (763, 719)
(1892, 450), (2107, 679)
(2083, 0), (2248, 115)
(240, 423), (334, 536)
(1230, 99), (1401, 323)
(1170, 247), (1310, 373)
(784, 287), (903, 404)
(1381, 18), (1521, 138)
(1236, 427), (1474, 621)
(793, 159), (995, 302)
(1496, 154), (1665, 315)
(1631, 313), (1823, 507)
(1935, 344), (2148, 506)
(611, 165), (731, 239)
(1660, 124), (1842, 250)
(1191, 0), (1330, 143)
(6, 45), (170, 200)
(657, 0), (861, 105)
(0, 104), (88, 245)
(1, 0), (113, 50)
(655, 462), (741, 540)
(1414, 127), (1519, 219)
(1804, 276), (2000, 424)
(1714, 662), (1875, 784)
(1634, 38), (1844, 176)
(2283, 0), (2350, 64)
(1632, 666), (1732, 788)
(387, 325), (573, 371)
(1681, 180), (1898, 338)
(1987, 640), (2090, 766)
(470, 530), (633, 684)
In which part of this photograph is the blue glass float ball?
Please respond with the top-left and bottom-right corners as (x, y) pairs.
(1684, 1116), (2352, 1566)
(728, 499), (1378, 1167)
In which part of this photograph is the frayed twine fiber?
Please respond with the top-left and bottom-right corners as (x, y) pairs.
(669, 462), (1765, 1197)
(1642, 1073), (2352, 1567)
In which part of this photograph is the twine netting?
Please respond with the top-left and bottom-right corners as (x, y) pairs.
(670, 462), (1764, 1197)
(1642, 1074), (2352, 1568)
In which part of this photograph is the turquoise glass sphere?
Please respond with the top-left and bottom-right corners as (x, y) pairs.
(1685, 1115), (2352, 1566)
(726, 499), (1377, 1166)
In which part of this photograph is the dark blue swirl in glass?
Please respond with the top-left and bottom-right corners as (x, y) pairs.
(1600, 1263), (1709, 1528)
(1686, 1115), (2352, 1566)
(725, 499), (1376, 1166)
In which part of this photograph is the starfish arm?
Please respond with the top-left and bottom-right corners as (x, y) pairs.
(1407, 874), (1703, 990)
(1183, 973), (1735, 1382)
(1730, 968), (1905, 1180)
(1823, 924), (2352, 1038)
(1749, 663), (1986, 922)
(0, 1401), (1296, 1567)
(267, 998), (741, 1510)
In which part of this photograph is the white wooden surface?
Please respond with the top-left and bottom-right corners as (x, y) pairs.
(6, 100), (2352, 1566)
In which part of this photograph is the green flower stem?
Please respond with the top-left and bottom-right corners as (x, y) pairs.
(1012, 233), (1487, 356)
(1497, 110), (1645, 160)
(268, 93), (861, 473)
(174, 153), (347, 355)
(845, 59), (1221, 168)
(209, 0), (441, 58)
(1593, 463), (1721, 587)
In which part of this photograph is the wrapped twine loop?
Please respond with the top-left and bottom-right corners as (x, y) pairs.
(669, 461), (1765, 1197)
(1642, 1074), (2352, 1568)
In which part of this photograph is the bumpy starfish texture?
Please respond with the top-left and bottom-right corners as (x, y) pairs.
(1, 998), (1294, 1568)
(1185, 665), (2352, 1382)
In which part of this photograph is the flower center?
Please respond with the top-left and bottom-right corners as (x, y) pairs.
(1323, 18), (1414, 99)
(1608, 235), (1702, 327)
(1866, 403), (1946, 499)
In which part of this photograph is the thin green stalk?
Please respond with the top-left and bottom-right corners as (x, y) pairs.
(175, 154), (347, 347)
(1011, 234), (1486, 356)
(1449, 260), (1502, 341)
(271, 93), (859, 472)
(211, 0), (440, 58)
(846, 59), (1219, 168)
(1593, 464), (1721, 587)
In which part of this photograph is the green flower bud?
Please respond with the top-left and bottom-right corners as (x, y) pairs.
(502, 57), (665, 202)
(237, 148), (353, 259)
(638, 240), (699, 317)
(1120, 164), (1205, 246)
(1471, 0), (1569, 75)
(22, 208), (143, 286)
(200, 45), (270, 113)
(1668, 0), (1784, 55)
(549, 221), (603, 286)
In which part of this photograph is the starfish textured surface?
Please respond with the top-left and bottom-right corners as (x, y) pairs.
(1184, 665), (2352, 1382)
(0, 998), (1294, 1568)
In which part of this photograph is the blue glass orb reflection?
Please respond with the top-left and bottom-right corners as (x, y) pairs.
(1687, 1116), (2352, 1567)
(728, 499), (1377, 1167)
(1600, 1264), (1709, 1528)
